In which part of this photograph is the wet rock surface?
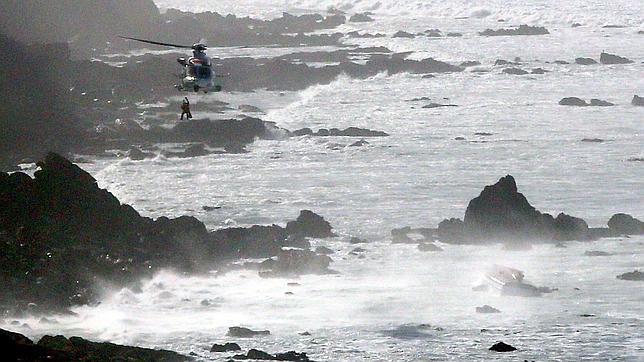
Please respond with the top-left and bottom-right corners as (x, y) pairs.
(0, 154), (336, 311)
(0, 328), (187, 361)
(608, 213), (644, 235)
(476, 305), (501, 313)
(616, 270), (644, 281)
(227, 327), (271, 338)
(480, 25), (549, 36)
(600, 52), (634, 64)
(211, 342), (242, 352)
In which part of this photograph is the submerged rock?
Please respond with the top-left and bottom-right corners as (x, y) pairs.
(423, 102), (458, 108)
(480, 25), (549, 36)
(575, 57), (597, 65)
(584, 250), (612, 256)
(589, 99), (614, 106)
(417, 243), (444, 252)
(559, 97), (588, 106)
(600, 52), (633, 64)
(616, 270), (644, 281)
(259, 249), (334, 277)
(211, 343), (242, 352)
(476, 305), (501, 313)
(227, 327), (271, 338)
(503, 67), (529, 75)
(608, 213), (644, 235)
(349, 13), (374, 22)
(460, 61), (481, 67)
(393, 30), (416, 38)
(489, 341), (517, 352)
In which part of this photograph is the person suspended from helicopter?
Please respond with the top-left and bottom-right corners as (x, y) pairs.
(180, 97), (192, 120)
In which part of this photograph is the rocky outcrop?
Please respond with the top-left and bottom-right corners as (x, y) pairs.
(0, 153), (336, 311)
(616, 270), (644, 281)
(476, 305), (500, 313)
(393, 31), (416, 38)
(608, 213), (644, 235)
(632, 95), (644, 106)
(502, 68), (529, 75)
(211, 342), (241, 352)
(559, 97), (614, 107)
(480, 25), (549, 36)
(489, 341), (517, 352)
(349, 13), (374, 22)
(259, 249), (335, 277)
(575, 57), (597, 65)
(232, 349), (311, 361)
(559, 97), (588, 106)
(600, 52), (634, 64)
(430, 175), (597, 243)
(293, 127), (389, 137)
(227, 327), (271, 338)
(0, 328), (186, 361)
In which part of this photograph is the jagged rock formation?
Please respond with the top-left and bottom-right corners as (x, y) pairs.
(0, 153), (335, 311)
(599, 52), (634, 64)
(0, 328), (186, 361)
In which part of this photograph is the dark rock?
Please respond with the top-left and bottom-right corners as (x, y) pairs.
(202, 205), (221, 211)
(460, 61), (481, 67)
(476, 305), (501, 313)
(391, 226), (416, 243)
(489, 341), (517, 352)
(275, 351), (311, 361)
(286, 210), (334, 238)
(584, 250), (612, 256)
(233, 349), (275, 360)
(559, 97), (588, 106)
(454, 137), (466, 141)
(616, 270), (644, 281)
(581, 138), (605, 143)
(393, 30), (416, 38)
(417, 243), (443, 252)
(503, 68), (529, 75)
(589, 99), (614, 106)
(632, 95), (644, 106)
(608, 213), (644, 235)
(349, 13), (374, 22)
(423, 103), (458, 108)
(211, 343), (242, 353)
(531, 68), (548, 74)
(480, 25), (549, 36)
(600, 52), (633, 64)
(474, 132), (493, 136)
(293, 128), (314, 136)
(447, 32), (463, 37)
(494, 59), (518, 66)
(227, 327), (270, 338)
(349, 237), (368, 244)
(575, 57), (597, 65)
(553, 213), (590, 241)
(602, 24), (626, 28)
(554, 60), (570, 64)
(459, 175), (555, 241)
(259, 249), (334, 277)
(572, 23), (582, 27)
(126, 147), (155, 160)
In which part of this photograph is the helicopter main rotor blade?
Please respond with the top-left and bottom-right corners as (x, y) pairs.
(119, 36), (193, 49)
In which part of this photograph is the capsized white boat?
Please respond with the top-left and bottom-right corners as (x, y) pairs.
(483, 264), (541, 297)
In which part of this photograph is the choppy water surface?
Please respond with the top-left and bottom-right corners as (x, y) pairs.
(4, 0), (643, 360)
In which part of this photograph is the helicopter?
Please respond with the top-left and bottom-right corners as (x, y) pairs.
(119, 36), (223, 93)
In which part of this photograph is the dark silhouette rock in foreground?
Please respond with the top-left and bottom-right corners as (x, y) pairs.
(227, 327), (271, 338)
(0, 153), (336, 311)
(480, 25), (549, 36)
(232, 348), (311, 361)
(489, 341), (517, 352)
(616, 270), (644, 281)
(0, 328), (186, 361)
(476, 305), (501, 313)
(608, 213), (644, 235)
(632, 95), (644, 106)
(600, 52), (634, 64)
(211, 342), (242, 352)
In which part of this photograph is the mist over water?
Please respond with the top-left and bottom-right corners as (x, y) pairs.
(3, 0), (643, 360)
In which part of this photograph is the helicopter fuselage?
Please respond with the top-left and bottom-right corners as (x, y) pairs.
(176, 49), (221, 93)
